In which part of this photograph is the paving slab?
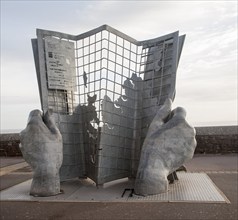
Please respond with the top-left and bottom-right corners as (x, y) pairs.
(185, 154), (238, 172)
(0, 173), (33, 191)
(0, 172), (230, 204)
(0, 173), (237, 220)
(0, 157), (25, 168)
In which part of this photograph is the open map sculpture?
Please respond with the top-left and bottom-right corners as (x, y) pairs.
(20, 25), (196, 196)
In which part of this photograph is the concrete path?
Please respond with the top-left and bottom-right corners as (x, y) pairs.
(0, 162), (28, 176)
(0, 157), (32, 191)
(185, 154), (238, 172)
(0, 157), (25, 168)
(0, 154), (237, 220)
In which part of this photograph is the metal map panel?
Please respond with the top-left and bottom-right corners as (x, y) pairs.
(32, 25), (185, 185)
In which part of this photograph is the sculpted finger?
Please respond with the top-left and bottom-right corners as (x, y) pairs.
(43, 109), (61, 136)
(156, 98), (172, 122)
(147, 98), (172, 135)
(20, 109), (46, 138)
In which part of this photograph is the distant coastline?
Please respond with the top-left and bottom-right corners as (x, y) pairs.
(0, 129), (22, 134)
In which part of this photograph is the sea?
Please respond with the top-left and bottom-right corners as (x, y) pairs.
(0, 129), (22, 134)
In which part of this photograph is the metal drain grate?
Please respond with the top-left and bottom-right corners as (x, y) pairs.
(0, 173), (230, 203)
(129, 172), (230, 203)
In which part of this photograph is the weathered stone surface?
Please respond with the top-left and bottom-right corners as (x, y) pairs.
(19, 109), (63, 197)
(135, 99), (197, 196)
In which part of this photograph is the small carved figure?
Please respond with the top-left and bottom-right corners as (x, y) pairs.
(83, 71), (88, 88)
(20, 109), (63, 197)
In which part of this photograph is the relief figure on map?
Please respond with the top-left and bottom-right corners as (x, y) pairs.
(102, 73), (142, 130)
(75, 94), (99, 163)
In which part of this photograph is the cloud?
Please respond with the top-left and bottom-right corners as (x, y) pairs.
(175, 99), (237, 126)
(1, 0), (237, 129)
(1, 58), (39, 95)
(1, 95), (40, 106)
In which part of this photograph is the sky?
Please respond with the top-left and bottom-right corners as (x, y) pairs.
(1, 0), (237, 131)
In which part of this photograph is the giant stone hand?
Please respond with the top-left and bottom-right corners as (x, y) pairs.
(135, 99), (197, 196)
(20, 109), (63, 197)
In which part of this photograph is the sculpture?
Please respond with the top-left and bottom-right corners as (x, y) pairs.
(29, 25), (195, 194)
(135, 98), (197, 196)
(20, 109), (63, 197)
